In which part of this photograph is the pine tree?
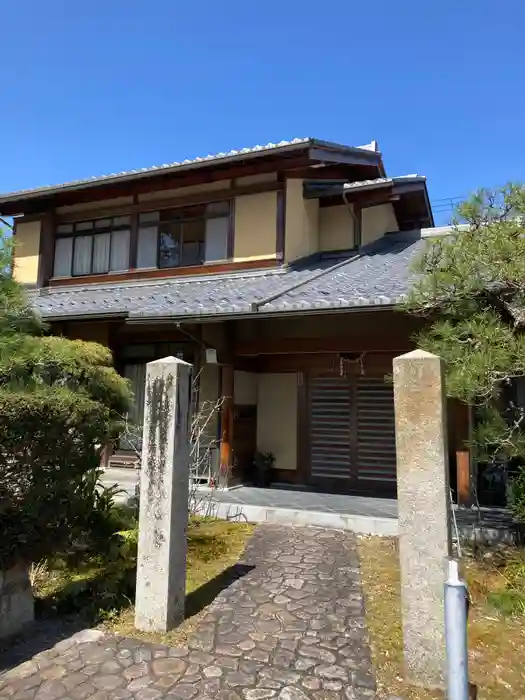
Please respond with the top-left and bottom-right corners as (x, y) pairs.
(407, 184), (525, 465)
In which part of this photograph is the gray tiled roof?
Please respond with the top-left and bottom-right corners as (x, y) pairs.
(31, 231), (425, 321)
(0, 138), (379, 201)
(259, 231), (425, 313)
(342, 174), (425, 190)
(32, 265), (321, 320)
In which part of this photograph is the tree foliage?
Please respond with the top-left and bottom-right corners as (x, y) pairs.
(0, 230), (131, 569)
(406, 184), (525, 462)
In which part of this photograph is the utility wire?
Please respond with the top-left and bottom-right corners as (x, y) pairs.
(430, 195), (465, 224)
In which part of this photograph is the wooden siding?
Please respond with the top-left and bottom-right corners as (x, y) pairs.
(48, 257), (278, 286)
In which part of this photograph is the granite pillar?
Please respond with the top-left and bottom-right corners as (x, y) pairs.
(135, 356), (193, 632)
(393, 349), (452, 688)
(0, 564), (34, 639)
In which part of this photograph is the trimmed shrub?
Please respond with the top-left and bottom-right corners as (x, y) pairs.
(0, 231), (131, 569)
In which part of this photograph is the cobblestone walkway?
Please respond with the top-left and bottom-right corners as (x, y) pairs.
(0, 525), (376, 700)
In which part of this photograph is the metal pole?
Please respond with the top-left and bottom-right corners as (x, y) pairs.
(445, 559), (469, 700)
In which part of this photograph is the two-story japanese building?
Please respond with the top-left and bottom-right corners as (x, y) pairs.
(2, 137), (466, 497)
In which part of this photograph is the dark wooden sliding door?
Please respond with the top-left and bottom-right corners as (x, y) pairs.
(307, 373), (397, 495)
(309, 376), (354, 487)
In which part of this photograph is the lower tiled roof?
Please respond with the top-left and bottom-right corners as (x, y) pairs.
(260, 231), (424, 313)
(31, 231), (425, 321)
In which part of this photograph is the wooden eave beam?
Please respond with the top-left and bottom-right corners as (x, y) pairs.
(0, 151), (313, 216)
(53, 180), (285, 224)
(318, 186), (396, 209)
(235, 335), (413, 356)
(2, 145), (385, 217)
(315, 182), (433, 230)
(308, 146), (383, 169)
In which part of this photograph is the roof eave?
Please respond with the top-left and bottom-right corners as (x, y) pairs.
(46, 301), (402, 325)
(310, 139), (386, 177)
(422, 182), (435, 228)
(305, 176), (426, 198)
(393, 180), (434, 228)
(0, 139), (384, 214)
(0, 141), (310, 208)
(306, 177), (434, 227)
(41, 311), (129, 323)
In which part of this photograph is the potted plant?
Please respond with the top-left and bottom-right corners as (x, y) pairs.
(252, 452), (275, 487)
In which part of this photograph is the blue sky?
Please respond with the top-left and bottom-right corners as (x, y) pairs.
(2, 1), (523, 223)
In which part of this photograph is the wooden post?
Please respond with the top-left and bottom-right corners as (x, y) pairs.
(37, 211), (55, 288)
(456, 449), (471, 507)
(220, 364), (234, 486)
(452, 400), (473, 507)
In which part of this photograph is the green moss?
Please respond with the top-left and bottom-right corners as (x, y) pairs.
(33, 518), (255, 628)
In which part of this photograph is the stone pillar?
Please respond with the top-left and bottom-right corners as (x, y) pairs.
(0, 564), (34, 639)
(393, 349), (452, 689)
(135, 356), (193, 632)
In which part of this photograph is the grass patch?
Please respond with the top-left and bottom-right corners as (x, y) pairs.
(358, 537), (525, 700)
(488, 589), (525, 616)
(33, 517), (255, 648)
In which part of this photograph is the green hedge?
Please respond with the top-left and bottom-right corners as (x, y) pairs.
(0, 386), (118, 569)
(0, 234), (132, 570)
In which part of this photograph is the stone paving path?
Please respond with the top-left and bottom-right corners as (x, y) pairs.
(0, 525), (376, 700)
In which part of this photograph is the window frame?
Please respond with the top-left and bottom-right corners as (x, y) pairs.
(53, 199), (233, 278)
(139, 200), (232, 271)
(53, 216), (132, 278)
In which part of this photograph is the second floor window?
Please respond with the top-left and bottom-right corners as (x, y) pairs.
(53, 216), (131, 277)
(53, 201), (231, 277)
(137, 201), (230, 269)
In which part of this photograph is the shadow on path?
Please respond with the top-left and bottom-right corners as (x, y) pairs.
(185, 563), (254, 619)
(0, 561), (255, 674)
(0, 526), (376, 699)
(0, 617), (88, 673)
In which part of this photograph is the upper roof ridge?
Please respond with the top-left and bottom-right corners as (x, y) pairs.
(1, 137), (380, 201)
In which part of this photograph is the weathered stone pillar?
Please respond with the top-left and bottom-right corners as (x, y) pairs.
(135, 356), (193, 632)
(0, 564), (34, 639)
(393, 349), (452, 688)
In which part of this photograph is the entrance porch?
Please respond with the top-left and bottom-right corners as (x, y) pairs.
(197, 485), (398, 535)
(58, 310), (472, 502)
(200, 487), (517, 543)
(101, 464), (518, 542)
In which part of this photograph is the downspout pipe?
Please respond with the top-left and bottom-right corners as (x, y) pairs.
(175, 322), (211, 350)
(342, 189), (360, 248)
